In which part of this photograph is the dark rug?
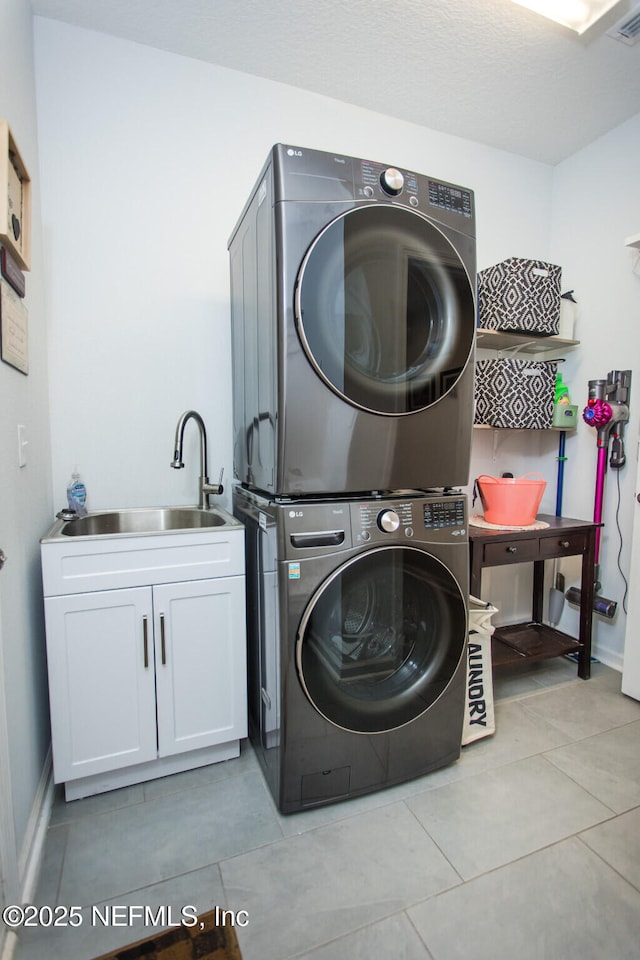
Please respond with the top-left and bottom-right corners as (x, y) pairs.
(92, 910), (243, 960)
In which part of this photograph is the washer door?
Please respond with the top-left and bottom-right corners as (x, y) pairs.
(294, 205), (475, 415)
(296, 546), (466, 734)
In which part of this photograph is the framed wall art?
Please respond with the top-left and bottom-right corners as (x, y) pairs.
(0, 120), (31, 271)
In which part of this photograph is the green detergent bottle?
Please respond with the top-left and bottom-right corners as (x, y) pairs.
(554, 372), (570, 405)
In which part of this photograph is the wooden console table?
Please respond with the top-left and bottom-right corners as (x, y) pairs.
(469, 515), (599, 680)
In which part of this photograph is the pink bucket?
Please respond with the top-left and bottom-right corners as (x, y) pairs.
(477, 473), (547, 526)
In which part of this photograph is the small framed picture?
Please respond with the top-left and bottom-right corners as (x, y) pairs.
(1, 278), (28, 374)
(0, 120), (31, 271)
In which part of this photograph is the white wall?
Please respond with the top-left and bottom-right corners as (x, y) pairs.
(33, 18), (554, 522)
(550, 112), (640, 668)
(0, 0), (53, 933)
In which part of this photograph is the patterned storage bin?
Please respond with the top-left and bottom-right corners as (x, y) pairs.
(478, 257), (562, 336)
(474, 358), (557, 429)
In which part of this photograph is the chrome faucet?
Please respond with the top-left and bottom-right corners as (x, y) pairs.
(170, 410), (224, 509)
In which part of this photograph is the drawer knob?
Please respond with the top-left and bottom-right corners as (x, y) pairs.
(507, 546), (517, 553)
(560, 540), (570, 549)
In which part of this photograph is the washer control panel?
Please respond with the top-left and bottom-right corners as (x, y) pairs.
(351, 496), (467, 544)
(353, 500), (414, 542)
(423, 499), (466, 529)
(281, 494), (468, 553)
(377, 508), (401, 532)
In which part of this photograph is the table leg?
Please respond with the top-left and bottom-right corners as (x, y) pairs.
(532, 559), (544, 623)
(470, 544), (482, 600)
(578, 529), (596, 680)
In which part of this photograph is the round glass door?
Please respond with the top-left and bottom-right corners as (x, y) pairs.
(294, 205), (475, 415)
(296, 546), (466, 734)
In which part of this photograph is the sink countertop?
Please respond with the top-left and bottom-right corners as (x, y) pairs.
(41, 504), (242, 543)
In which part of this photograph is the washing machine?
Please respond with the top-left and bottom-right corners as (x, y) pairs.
(234, 485), (469, 814)
(229, 144), (476, 497)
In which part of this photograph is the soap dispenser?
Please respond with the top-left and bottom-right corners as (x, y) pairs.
(66, 466), (88, 517)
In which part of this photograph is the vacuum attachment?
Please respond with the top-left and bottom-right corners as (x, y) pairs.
(548, 571), (565, 626)
(565, 585), (617, 619)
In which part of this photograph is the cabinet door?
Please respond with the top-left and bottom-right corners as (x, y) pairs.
(153, 577), (247, 757)
(44, 588), (157, 783)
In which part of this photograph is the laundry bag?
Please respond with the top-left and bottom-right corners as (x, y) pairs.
(462, 597), (497, 746)
(474, 358), (557, 429)
(478, 257), (562, 336)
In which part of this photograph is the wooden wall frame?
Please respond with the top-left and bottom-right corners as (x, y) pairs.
(0, 121), (31, 272)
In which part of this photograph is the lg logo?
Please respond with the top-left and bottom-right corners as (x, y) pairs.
(287, 148), (303, 157)
(289, 510), (303, 518)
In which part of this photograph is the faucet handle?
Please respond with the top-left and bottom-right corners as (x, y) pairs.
(211, 467), (225, 496)
(201, 468), (224, 499)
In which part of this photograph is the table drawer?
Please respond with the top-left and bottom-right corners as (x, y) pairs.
(539, 532), (587, 558)
(483, 538), (539, 566)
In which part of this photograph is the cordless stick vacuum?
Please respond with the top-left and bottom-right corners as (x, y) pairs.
(566, 370), (632, 618)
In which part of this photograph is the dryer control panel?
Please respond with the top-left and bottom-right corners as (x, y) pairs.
(271, 144), (475, 233)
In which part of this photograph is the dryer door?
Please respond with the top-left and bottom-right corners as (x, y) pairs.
(296, 545), (466, 734)
(295, 205), (475, 415)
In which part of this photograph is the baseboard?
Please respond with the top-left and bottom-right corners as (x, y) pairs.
(0, 750), (54, 960)
(18, 746), (54, 905)
(591, 642), (624, 673)
(0, 930), (17, 960)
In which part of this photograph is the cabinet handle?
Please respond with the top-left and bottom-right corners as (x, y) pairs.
(160, 613), (167, 665)
(143, 616), (149, 668)
(560, 540), (570, 549)
(507, 546), (517, 554)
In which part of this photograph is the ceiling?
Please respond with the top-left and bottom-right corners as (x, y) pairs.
(30, 0), (640, 164)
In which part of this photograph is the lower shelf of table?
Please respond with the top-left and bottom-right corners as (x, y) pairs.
(491, 621), (581, 669)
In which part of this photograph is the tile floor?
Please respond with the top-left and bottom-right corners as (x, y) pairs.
(11, 658), (640, 960)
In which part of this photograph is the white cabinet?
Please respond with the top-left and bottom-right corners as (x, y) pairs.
(44, 587), (158, 782)
(41, 522), (247, 800)
(153, 577), (246, 758)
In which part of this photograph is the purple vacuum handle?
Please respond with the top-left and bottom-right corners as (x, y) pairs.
(593, 445), (608, 564)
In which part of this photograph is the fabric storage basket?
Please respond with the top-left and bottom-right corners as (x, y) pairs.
(474, 357), (557, 429)
(478, 257), (561, 336)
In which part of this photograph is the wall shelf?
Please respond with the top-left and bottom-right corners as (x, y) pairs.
(473, 424), (574, 432)
(476, 328), (579, 353)
(473, 328), (580, 431)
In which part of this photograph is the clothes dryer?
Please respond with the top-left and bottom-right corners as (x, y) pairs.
(234, 485), (468, 814)
(229, 144), (476, 497)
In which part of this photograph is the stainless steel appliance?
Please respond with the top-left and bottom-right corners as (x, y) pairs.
(234, 486), (469, 813)
(229, 144), (476, 497)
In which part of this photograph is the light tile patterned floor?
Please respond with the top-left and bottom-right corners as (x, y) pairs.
(11, 660), (640, 960)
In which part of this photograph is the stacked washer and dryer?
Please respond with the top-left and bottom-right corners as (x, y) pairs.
(229, 145), (477, 813)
